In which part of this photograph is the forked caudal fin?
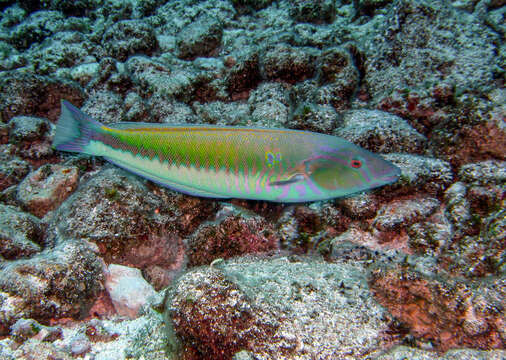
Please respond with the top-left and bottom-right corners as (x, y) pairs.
(52, 100), (105, 155)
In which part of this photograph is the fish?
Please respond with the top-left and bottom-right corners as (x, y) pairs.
(52, 100), (401, 203)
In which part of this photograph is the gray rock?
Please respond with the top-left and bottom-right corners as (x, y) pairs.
(407, 207), (453, 256)
(83, 56), (134, 95)
(10, 318), (61, 343)
(186, 213), (280, 266)
(248, 81), (290, 107)
(95, 309), (175, 360)
(314, 83), (356, 111)
(126, 56), (195, 101)
(472, 208), (505, 276)
(48, 167), (208, 277)
(249, 82), (291, 127)
(12, 137), (54, 163)
(94, 0), (164, 21)
(233, 350), (256, 360)
(373, 197), (441, 232)
(261, 44), (318, 84)
(444, 182), (472, 232)
(328, 238), (388, 264)
(0, 151), (30, 192)
(225, 49), (261, 95)
(149, 96), (197, 124)
(0, 240), (103, 334)
(102, 20), (157, 62)
(337, 192), (379, 219)
(69, 62), (100, 86)
(16, 164), (79, 218)
(1, 308), (175, 359)
(291, 22), (339, 48)
(384, 153), (453, 194)
(251, 100), (290, 128)
(8, 116), (49, 143)
(291, 103), (340, 133)
(176, 15), (222, 60)
(193, 101), (250, 125)
(335, 110), (427, 153)
(355, 0), (393, 16)
(16, 0), (96, 16)
(0, 339), (71, 360)
(359, 0), (499, 101)
(69, 333), (91, 356)
(0, 71), (84, 123)
(315, 47), (359, 110)
(123, 91), (149, 122)
(0, 3), (26, 29)
(29, 31), (94, 76)
(167, 256), (391, 359)
(450, 0), (479, 12)
(81, 90), (124, 124)
(194, 57), (225, 71)
(484, 3), (505, 35)
(276, 202), (344, 251)
(124, 310), (177, 359)
(440, 179), (504, 277)
(290, 79), (320, 105)
(7, 11), (66, 50)
(458, 160), (506, 185)
(10, 318), (42, 343)
(0, 204), (42, 260)
(0, 52), (27, 71)
(153, 0), (235, 40)
(232, 0), (274, 11)
(289, 0), (335, 24)
(375, 345), (506, 360)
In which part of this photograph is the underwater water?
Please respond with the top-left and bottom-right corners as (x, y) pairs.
(0, 0), (504, 359)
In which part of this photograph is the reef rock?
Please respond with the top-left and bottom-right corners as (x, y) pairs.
(167, 256), (392, 359)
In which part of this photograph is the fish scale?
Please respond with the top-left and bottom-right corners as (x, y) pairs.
(53, 101), (401, 202)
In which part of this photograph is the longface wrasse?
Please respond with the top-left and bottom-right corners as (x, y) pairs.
(53, 101), (401, 202)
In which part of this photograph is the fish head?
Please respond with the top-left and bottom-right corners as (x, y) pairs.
(305, 144), (401, 197)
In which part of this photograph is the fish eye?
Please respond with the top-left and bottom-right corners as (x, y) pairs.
(350, 159), (362, 168)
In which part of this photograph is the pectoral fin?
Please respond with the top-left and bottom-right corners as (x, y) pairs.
(269, 173), (306, 186)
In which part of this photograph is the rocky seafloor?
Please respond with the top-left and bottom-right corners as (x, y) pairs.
(0, 0), (504, 359)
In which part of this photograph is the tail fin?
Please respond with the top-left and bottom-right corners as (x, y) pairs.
(53, 100), (105, 155)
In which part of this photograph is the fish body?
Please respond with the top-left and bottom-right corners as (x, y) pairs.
(53, 101), (400, 202)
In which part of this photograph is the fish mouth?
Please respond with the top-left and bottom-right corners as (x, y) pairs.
(376, 166), (402, 185)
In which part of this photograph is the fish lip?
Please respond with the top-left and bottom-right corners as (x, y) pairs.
(378, 166), (402, 184)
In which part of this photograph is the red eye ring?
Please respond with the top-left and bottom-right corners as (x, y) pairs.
(350, 159), (362, 168)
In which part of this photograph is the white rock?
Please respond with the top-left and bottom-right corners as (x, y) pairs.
(105, 264), (156, 318)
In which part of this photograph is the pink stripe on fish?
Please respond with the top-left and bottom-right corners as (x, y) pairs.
(295, 184), (307, 198)
(234, 163), (241, 193)
(264, 167), (275, 193)
(305, 177), (322, 195)
(243, 159), (250, 194)
(255, 165), (269, 194)
(276, 184), (291, 201)
(224, 171), (232, 193)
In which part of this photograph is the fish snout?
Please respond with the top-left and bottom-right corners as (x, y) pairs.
(364, 153), (401, 185)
